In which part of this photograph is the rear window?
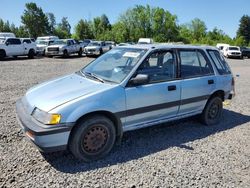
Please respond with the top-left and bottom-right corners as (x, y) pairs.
(207, 50), (231, 74)
(179, 50), (213, 78)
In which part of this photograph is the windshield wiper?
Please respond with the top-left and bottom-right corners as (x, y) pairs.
(83, 71), (105, 83)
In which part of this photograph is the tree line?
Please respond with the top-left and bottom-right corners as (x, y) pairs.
(0, 2), (249, 46)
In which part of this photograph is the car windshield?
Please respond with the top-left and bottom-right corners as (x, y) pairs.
(36, 40), (49, 45)
(81, 48), (147, 83)
(88, 42), (100, 46)
(51, 40), (67, 45)
(229, 47), (239, 51)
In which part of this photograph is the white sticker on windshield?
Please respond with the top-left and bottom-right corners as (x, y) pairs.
(123, 52), (140, 58)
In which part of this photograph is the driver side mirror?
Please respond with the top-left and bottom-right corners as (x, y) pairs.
(6, 42), (9, 46)
(128, 74), (149, 86)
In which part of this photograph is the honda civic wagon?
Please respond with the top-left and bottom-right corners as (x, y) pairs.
(16, 44), (234, 161)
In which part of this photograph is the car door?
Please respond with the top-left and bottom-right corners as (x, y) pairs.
(178, 49), (216, 115)
(6, 38), (22, 55)
(124, 50), (181, 129)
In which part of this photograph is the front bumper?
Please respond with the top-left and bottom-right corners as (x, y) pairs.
(16, 99), (74, 152)
(45, 51), (63, 56)
(85, 49), (100, 55)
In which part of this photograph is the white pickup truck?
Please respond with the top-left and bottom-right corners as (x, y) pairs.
(0, 37), (36, 59)
(45, 39), (83, 57)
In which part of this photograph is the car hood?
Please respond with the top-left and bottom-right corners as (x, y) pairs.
(36, 44), (47, 47)
(47, 44), (66, 48)
(228, 50), (241, 53)
(25, 73), (113, 112)
(85, 46), (100, 49)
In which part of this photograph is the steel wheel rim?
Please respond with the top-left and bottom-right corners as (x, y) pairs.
(208, 102), (219, 119)
(82, 125), (109, 154)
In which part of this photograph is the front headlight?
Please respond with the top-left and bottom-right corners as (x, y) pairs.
(32, 108), (61, 125)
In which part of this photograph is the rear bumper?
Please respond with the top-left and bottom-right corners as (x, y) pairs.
(16, 99), (74, 152)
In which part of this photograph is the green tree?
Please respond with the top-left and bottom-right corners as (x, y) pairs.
(16, 26), (29, 38)
(237, 15), (250, 45)
(21, 2), (49, 38)
(189, 18), (207, 43)
(74, 19), (93, 40)
(92, 14), (111, 39)
(47, 12), (56, 35)
(55, 17), (71, 38)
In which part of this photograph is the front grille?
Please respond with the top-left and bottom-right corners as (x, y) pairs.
(48, 47), (59, 52)
(86, 49), (96, 52)
(232, 52), (240, 55)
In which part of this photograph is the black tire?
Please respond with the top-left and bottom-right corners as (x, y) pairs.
(69, 115), (116, 161)
(28, 49), (35, 59)
(99, 48), (103, 55)
(78, 48), (83, 57)
(0, 50), (6, 59)
(201, 96), (223, 125)
(63, 50), (69, 57)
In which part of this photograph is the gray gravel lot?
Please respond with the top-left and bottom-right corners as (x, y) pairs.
(0, 55), (249, 187)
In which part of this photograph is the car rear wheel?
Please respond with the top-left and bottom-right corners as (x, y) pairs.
(63, 50), (69, 57)
(28, 49), (35, 59)
(69, 115), (116, 161)
(0, 50), (6, 59)
(78, 48), (83, 57)
(201, 96), (223, 125)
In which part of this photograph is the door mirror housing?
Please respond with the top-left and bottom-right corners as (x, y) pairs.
(129, 74), (149, 86)
(5, 42), (9, 46)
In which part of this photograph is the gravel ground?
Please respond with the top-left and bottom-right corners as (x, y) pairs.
(0, 55), (249, 187)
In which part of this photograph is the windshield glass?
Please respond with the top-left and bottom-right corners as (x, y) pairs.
(82, 48), (147, 83)
(36, 40), (49, 45)
(51, 40), (67, 45)
(229, 47), (239, 51)
(88, 42), (100, 46)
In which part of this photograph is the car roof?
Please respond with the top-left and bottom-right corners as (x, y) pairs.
(118, 43), (218, 51)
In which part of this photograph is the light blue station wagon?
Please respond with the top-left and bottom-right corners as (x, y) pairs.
(16, 44), (234, 161)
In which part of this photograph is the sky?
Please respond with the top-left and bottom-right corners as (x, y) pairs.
(0, 0), (249, 38)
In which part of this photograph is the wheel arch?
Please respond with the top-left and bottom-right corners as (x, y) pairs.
(209, 90), (225, 102)
(69, 110), (123, 144)
(0, 49), (6, 57)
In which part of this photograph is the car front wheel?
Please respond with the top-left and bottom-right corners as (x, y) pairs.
(201, 96), (223, 125)
(69, 115), (116, 161)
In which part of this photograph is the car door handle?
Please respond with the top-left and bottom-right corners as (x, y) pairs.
(208, 79), (214, 84)
(168, 85), (176, 91)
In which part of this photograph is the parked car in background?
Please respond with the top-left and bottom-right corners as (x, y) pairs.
(36, 39), (55, 55)
(0, 37), (36, 59)
(0, 32), (16, 38)
(84, 41), (110, 56)
(216, 43), (229, 54)
(105, 41), (116, 49)
(117, 42), (132, 46)
(37, 36), (59, 41)
(45, 39), (83, 57)
(16, 44), (234, 161)
(223, 46), (242, 59)
(138, 38), (154, 44)
(82, 39), (92, 47)
(240, 47), (250, 58)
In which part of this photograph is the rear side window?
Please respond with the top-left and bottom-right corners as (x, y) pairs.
(207, 50), (231, 74)
(23, 39), (31, 44)
(7, 38), (21, 45)
(179, 50), (213, 78)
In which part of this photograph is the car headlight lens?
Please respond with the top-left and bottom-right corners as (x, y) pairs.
(32, 108), (61, 125)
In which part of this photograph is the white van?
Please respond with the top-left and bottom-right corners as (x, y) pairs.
(0, 32), (16, 39)
(216, 43), (229, 53)
(138, 38), (154, 44)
